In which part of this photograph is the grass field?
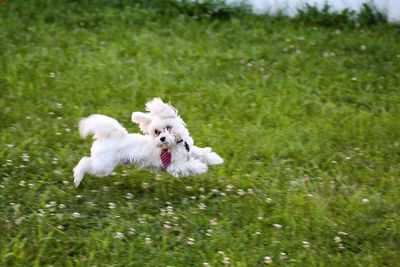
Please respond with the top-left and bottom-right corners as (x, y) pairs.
(1, 1), (400, 266)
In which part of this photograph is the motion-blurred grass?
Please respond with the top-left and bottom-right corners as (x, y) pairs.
(1, 1), (399, 266)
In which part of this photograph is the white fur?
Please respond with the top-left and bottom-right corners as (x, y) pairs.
(73, 98), (223, 187)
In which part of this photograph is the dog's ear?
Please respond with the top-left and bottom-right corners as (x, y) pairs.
(145, 97), (177, 118)
(131, 112), (152, 133)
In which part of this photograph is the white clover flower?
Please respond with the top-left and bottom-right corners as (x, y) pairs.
(185, 186), (193, 191)
(220, 192), (227, 197)
(225, 184), (234, 192)
(72, 212), (80, 218)
(145, 237), (152, 244)
(206, 229), (213, 236)
(203, 263), (210, 267)
(108, 202), (116, 209)
(273, 223), (282, 229)
(28, 183), (34, 188)
(362, 198), (369, 204)
(279, 252), (288, 260)
(257, 216), (264, 221)
(264, 256), (272, 264)
(114, 232), (125, 239)
(62, 180), (69, 185)
(49, 72), (56, 78)
(199, 187), (205, 192)
(142, 182), (149, 189)
(19, 180), (26, 187)
(37, 209), (46, 217)
(210, 218), (218, 225)
(21, 153), (30, 162)
(125, 192), (133, 199)
(128, 228), (136, 235)
(237, 189), (245, 196)
(163, 221), (171, 229)
(334, 236), (342, 243)
(223, 257), (231, 265)
(5, 144), (14, 148)
(302, 240), (310, 248)
(58, 204), (66, 209)
(75, 195), (82, 199)
(159, 208), (166, 217)
(187, 237), (196, 245)
(211, 188), (220, 193)
(247, 188), (254, 194)
(198, 203), (207, 210)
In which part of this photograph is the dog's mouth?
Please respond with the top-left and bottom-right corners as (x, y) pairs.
(157, 134), (177, 149)
(157, 139), (173, 149)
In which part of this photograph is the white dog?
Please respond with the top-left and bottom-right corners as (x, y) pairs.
(73, 98), (223, 187)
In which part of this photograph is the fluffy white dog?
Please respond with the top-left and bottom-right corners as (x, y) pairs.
(73, 98), (223, 187)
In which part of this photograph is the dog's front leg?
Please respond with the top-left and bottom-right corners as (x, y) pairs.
(190, 146), (223, 166)
(166, 158), (208, 177)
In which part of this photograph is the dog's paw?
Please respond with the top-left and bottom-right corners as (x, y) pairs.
(190, 160), (208, 175)
(206, 152), (224, 165)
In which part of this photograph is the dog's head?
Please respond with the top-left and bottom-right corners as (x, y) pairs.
(131, 98), (190, 149)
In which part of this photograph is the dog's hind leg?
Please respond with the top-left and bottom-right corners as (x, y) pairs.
(73, 156), (92, 187)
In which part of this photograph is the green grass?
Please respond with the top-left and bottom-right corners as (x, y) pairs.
(1, 1), (400, 266)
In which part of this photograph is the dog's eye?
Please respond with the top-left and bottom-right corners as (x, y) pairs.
(154, 129), (160, 136)
(166, 126), (172, 131)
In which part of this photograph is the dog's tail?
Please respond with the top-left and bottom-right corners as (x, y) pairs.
(79, 114), (128, 139)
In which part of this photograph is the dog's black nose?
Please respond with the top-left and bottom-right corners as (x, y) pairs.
(160, 137), (166, 142)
